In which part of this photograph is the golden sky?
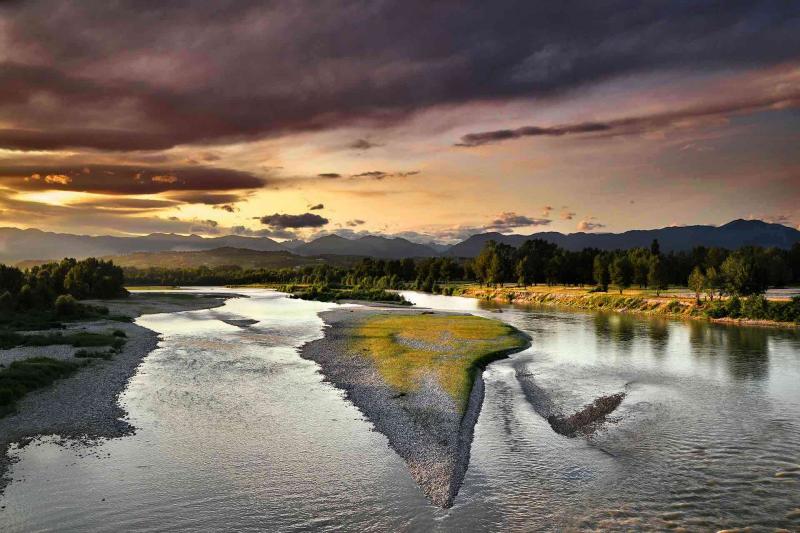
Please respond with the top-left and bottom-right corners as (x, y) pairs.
(1, 2), (798, 242)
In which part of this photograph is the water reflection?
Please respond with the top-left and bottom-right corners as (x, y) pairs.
(685, 321), (770, 380)
(0, 290), (798, 532)
(647, 318), (670, 358)
(593, 312), (636, 346)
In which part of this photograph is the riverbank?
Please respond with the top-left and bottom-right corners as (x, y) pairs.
(0, 292), (233, 495)
(299, 306), (530, 508)
(458, 285), (800, 329)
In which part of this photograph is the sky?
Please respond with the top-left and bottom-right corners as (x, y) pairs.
(0, 1), (799, 243)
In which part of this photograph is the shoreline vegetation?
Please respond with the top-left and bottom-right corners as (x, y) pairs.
(454, 284), (800, 328)
(278, 284), (410, 305)
(300, 307), (530, 508)
(120, 236), (799, 328)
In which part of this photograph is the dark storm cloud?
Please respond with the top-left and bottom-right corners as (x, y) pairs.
(0, 165), (266, 194)
(318, 173), (342, 179)
(2, 1), (798, 151)
(457, 91), (800, 146)
(71, 197), (179, 209)
(259, 212), (329, 229)
(0, 128), (175, 152)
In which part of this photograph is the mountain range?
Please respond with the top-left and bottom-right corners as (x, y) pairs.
(1, 219), (798, 265)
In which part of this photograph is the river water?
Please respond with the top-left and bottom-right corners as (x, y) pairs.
(1, 288), (798, 531)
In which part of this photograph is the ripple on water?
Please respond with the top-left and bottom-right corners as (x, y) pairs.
(1, 290), (799, 531)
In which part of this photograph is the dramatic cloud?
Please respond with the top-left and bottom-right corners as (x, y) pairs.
(348, 139), (381, 150)
(457, 91), (800, 147)
(259, 212), (329, 229)
(70, 197), (179, 210)
(166, 192), (246, 205)
(0, 165), (266, 195)
(487, 212), (551, 231)
(577, 220), (606, 231)
(351, 170), (420, 180)
(309, 203), (324, 210)
(230, 225), (297, 239)
(1, 2), (798, 152)
(189, 219), (219, 234)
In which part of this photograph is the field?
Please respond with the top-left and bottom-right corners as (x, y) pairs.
(350, 313), (529, 411)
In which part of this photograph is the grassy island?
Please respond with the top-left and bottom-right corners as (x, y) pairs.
(350, 313), (528, 412)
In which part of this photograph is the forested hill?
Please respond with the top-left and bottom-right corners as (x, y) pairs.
(447, 220), (800, 257)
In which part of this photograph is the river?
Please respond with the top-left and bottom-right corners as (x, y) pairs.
(1, 288), (798, 531)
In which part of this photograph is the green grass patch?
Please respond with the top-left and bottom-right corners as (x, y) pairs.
(350, 314), (528, 412)
(74, 348), (114, 360)
(0, 357), (82, 417)
(0, 331), (126, 350)
(287, 285), (410, 305)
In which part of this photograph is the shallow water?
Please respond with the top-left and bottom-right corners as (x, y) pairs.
(1, 288), (799, 531)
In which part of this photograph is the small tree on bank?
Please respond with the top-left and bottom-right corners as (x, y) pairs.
(687, 266), (706, 303)
(704, 266), (719, 301)
(647, 256), (668, 296)
(609, 256), (633, 294)
(593, 254), (609, 291)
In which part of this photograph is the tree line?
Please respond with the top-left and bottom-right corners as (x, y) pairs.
(123, 239), (800, 299)
(0, 258), (127, 317)
(470, 239), (800, 297)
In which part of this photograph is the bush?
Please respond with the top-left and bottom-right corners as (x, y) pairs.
(75, 349), (113, 360)
(112, 329), (127, 338)
(741, 294), (769, 320)
(54, 294), (79, 316)
(703, 294), (800, 323)
(0, 357), (80, 416)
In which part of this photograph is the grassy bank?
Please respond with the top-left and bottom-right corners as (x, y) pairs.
(350, 313), (529, 411)
(0, 330), (127, 350)
(458, 285), (800, 327)
(0, 357), (82, 417)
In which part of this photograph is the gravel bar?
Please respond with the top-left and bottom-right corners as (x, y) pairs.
(299, 306), (531, 508)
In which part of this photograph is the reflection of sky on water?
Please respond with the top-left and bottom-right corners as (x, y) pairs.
(1, 289), (798, 531)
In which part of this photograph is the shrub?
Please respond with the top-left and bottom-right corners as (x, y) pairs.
(742, 294), (769, 320)
(75, 349), (113, 360)
(54, 294), (79, 316)
(0, 357), (80, 416)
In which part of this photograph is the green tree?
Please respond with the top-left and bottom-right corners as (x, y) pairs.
(515, 256), (530, 287)
(609, 255), (633, 294)
(650, 239), (661, 257)
(721, 249), (768, 296)
(705, 266), (720, 301)
(687, 266), (705, 303)
(593, 254), (609, 291)
(647, 256), (668, 296)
